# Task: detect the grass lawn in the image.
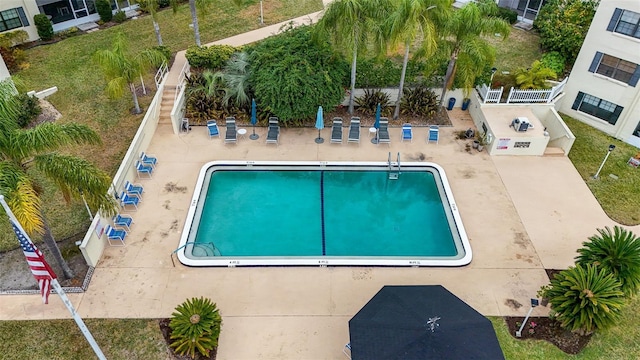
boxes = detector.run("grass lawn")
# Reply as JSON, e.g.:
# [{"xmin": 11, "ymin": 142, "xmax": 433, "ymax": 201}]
[
  {"xmin": 562, "ymin": 115, "xmax": 640, "ymax": 225},
  {"xmin": 492, "ymin": 295, "xmax": 640, "ymax": 359},
  {"xmin": 0, "ymin": 0, "xmax": 324, "ymax": 252},
  {"xmin": 488, "ymin": 26, "xmax": 541, "ymax": 74}
]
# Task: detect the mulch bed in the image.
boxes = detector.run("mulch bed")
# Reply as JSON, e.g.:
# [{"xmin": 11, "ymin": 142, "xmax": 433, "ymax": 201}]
[
  {"xmin": 503, "ymin": 268, "xmax": 592, "ymax": 355},
  {"xmin": 159, "ymin": 319, "xmax": 217, "ymax": 360}
]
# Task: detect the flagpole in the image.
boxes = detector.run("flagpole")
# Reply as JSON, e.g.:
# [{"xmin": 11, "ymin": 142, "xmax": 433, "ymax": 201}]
[
  {"xmin": 0, "ymin": 195, "xmax": 106, "ymax": 360},
  {"xmin": 51, "ymin": 279, "xmax": 107, "ymax": 359}
]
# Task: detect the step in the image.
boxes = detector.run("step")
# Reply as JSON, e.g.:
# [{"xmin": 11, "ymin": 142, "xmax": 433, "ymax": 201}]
[{"xmin": 543, "ymin": 147, "xmax": 565, "ymax": 157}]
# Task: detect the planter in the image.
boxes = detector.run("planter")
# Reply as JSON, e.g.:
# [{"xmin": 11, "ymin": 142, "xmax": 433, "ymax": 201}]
[
  {"xmin": 477, "ymin": 144, "xmax": 484, "ymax": 152},
  {"xmin": 461, "ymin": 98, "xmax": 471, "ymax": 110},
  {"xmin": 447, "ymin": 97, "xmax": 456, "ymax": 110},
  {"xmin": 472, "ymin": 140, "xmax": 479, "ymax": 149}
]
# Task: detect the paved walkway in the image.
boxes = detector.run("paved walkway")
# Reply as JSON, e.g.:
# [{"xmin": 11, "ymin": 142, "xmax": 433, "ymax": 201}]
[{"xmin": 2, "ymin": 5, "xmax": 639, "ymax": 359}]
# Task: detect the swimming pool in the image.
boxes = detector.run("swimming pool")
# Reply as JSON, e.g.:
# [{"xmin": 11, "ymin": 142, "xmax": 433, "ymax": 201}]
[{"xmin": 177, "ymin": 161, "xmax": 471, "ymax": 267}]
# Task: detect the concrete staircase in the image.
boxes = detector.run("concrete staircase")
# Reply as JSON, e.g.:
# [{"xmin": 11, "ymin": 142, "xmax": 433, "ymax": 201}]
[
  {"xmin": 543, "ymin": 147, "xmax": 565, "ymax": 157},
  {"xmin": 159, "ymin": 86, "xmax": 177, "ymax": 125}
]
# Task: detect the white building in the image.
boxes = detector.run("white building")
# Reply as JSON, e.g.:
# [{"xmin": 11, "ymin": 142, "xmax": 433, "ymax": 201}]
[
  {"xmin": 0, "ymin": 1, "xmax": 136, "ymax": 42},
  {"xmin": 560, "ymin": 0, "xmax": 640, "ymax": 148}
]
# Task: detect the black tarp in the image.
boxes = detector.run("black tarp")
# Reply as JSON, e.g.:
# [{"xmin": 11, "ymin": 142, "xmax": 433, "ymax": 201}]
[{"xmin": 348, "ymin": 285, "xmax": 505, "ymax": 360}]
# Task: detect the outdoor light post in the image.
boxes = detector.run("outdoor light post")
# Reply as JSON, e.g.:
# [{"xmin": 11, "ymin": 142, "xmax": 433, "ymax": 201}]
[
  {"xmin": 593, "ymin": 144, "xmax": 616, "ymax": 179},
  {"xmin": 516, "ymin": 298, "xmax": 539, "ymax": 337},
  {"xmin": 490, "ymin": 67, "xmax": 497, "ymax": 85}
]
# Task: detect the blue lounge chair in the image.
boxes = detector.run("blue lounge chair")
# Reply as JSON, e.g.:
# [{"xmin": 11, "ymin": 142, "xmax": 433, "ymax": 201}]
[
  {"xmin": 105, "ymin": 225, "xmax": 126, "ymax": 246},
  {"xmin": 113, "ymin": 214, "xmax": 134, "ymax": 231},
  {"xmin": 140, "ymin": 152, "xmax": 157, "ymax": 168},
  {"xmin": 207, "ymin": 120, "xmax": 220, "ymax": 138},
  {"xmin": 225, "ymin": 117, "xmax": 237, "ymax": 143},
  {"xmin": 331, "ymin": 118, "xmax": 343, "ymax": 144},
  {"xmin": 343, "ymin": 342, "xmax": 351, "ymax": 359},
  {"xmin": 378, "ymin": 118, "xmax": 390, "ymax": 146},
  {"xmin": 119, "ymin": 191, "xmax": 140, "ymax": 210},
  {"xmin": 266, "ymin": 117, "xmax": 280, "ymax": 145},
  {"xmin": 347, "ymin": 117, "xmax": 360, "ymax": 144},
  {"xmin": 136, "ymin": 161, "xmax": 153, "ymax": 178},
  {"xmin": 428, "ymin": 125, "xmax": 439, "ymax": 144},
  {"xmin": 402, "ymin": 123, "xmax": 413, "ymax": 142},
  {"xmin": 124, "ymin": 180, "xmax": 143, "ymax": 196}
]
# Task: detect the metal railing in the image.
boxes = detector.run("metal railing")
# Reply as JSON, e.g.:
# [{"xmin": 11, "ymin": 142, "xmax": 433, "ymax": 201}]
[
  {"xmin": 174, "ymin": 60, "xmax": 190, "ymax": 103},
  {"xmin": 154, "ymin": 61, "xmax": 168, "ymax": 89}
]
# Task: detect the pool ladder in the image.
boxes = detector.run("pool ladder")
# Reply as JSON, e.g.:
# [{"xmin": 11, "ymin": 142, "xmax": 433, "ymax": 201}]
[{"xmin": 388, "ymin": 152, "xmax": 401, "ymax": 180}]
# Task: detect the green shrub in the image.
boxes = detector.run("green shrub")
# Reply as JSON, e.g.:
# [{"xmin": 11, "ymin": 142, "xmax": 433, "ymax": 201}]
[
  {"xmin": 33, "ymin": 14, "xmax": 54, "ymax": 41},
  {"xmin": 15, "ymin": 93, "xmax": 42, "ymax": 128},
  {"xmin": 515, "ymin": 60, "xmax": 557, "ymax": 89},
  {"xmin": 96, "ymin": 0, "xmax": 113, "ymax": 22},
  {"xmin": 541, "ymin": 264, "xmax": 625, "ymax": 335},
  {"xmin": 186, "ymin": 45, "xmax": 238, "ymax": 70},
  {"xmin": 355, "ymin": 89, "xmax": 391, "ymax": 116},
  {"xmin": 496, "ymin": 7, "xmax": 518, "ymax": 24},
  {"xmin": 0, "ymin": 47, "xmax": 27, "ymax": 72},
  {"xmin": 540, "ymin": 51, "xmax": 566, "ymax": 76},
  {"xmin": 153, "ymin": 45, "xmax": 172, "ymax": 63},
  {"xmin": 575, "ymin": 226, "xmax": 640, "ymax": 297},
  {"xmin": 113, "ymin": 10, "xmax": 127, "ymax": 23},
  {"xmin": 0, "ymin": 30, "xmax": 28, "ymax": 48},
  {"xmin": 248, "ymin": 25, "xmax": 348, "ymax": 122},
  {"xmin": 534, "ymin": 0, "xmax": 598, "ymax": 65},
  {"xmin": 355, "ymin": 58, "xmax": 425, "ymax": 88},
  {"xmin": 400, "ymin": 86, "xmax": 439, "ymax": 117},
  {"xmin": 169, "ymin": 297, "xmax": 221, "ymax": 359}
]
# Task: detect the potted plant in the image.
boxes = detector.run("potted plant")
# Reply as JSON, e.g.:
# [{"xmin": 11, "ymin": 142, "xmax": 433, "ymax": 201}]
[{"xmin": 476, "ymin": 131, "xmax": 489, "ymax": 152}]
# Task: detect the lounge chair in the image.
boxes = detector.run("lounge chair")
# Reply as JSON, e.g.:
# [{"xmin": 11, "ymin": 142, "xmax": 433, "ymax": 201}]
[
  {"xmin": 378, "ymin": 117, "xmax": 390, "ymax": 146},
  {"xmin": 140, "ymin": 152, "xmax": 157, "ymax": 168},
  {"xmin": 428, "ymin": 125, "xmax": 439, "ymax": 144},
  {"xmin": 347, "ymin": 117, "xmax": 360, "ymax": 144},
  {"xmin": 225, "ymin": 117, "xmax": 237, "ymax": 143},
  {"xmin": 343, "ymin": 342, "xmax": 352, "ymax": 359},
  {"xmin": 119, "ymin": 191, "xmax": 140, "ymax": 210},
  {"xmin": 124, "ymin": 180, "xmax": 144, "ymax": 196},
  {"xmin": 207, "ymin": 120, "xmax": 220, "ymax": 138},
  {"xmin": 266, "ymin": 117, "xmax": 280, "ymax": 145},
  {"xmin": 105, "ymin": 225, "xmax": 126, "ymax": 246},
  {"xmin": 401, "ymin": 123, "xmax": 413, "ymax": 142},
  {"xmin": 135, "ymin": 160, "xmax": 153, "ymax": 179},
  {"xmin": 113, "ymin": 214, "xmax": 134, "ymax": 231},
  {"xmin": 331, "ymin": 118, "xmax": 343, "ymax": 144}
]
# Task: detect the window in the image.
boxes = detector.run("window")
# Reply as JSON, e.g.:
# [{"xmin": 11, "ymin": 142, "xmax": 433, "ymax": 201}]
[
  {"xmin": 571, "ymin": 92, "xmax": 624, "ymax": 125},
  {"xmin": 0, "ymin": 8, "xmax": 26, "ymax": 32},
  {"xmin": 607, "ymin": 8, "xmax": 640, "ymax": 39},
  {"xmin": 588, "ymin": 52, "xmax": 640, "ymax": 86}
]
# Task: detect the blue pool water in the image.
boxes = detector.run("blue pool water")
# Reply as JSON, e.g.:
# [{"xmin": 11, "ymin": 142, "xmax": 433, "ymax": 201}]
[{"xmin": 178, "ymin": 162, "xmax": 471, "ymax": 267}]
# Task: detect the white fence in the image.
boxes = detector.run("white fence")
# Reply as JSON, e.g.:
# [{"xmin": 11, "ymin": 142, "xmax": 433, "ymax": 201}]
[
  {"xmin": 476, "ymin": 78, "xmax": 567, "ymax": 104},
  {"xmin": 477, "ymin": 84, "xmax": 503, "ymax": 103},
  {"xmin": 154, "ymin": 61, "xmax": 168, "ymax": 89}
]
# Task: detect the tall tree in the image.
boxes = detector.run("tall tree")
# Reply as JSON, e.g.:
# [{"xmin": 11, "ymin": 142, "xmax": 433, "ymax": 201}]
[
  {"xmin": 135, "ymin": 0, "xmax": 179, "ymax": 46},
  {"xmin": 0, "ymin": 81, "xmax": 117, "ymax": 279},
  {"xmin": 438, "ymin": 0, "xmax": 510, "ymax": 105},
  {"xmin": 94, "ymin": 32, "xmax": 166, "ymax": 114},
  {"xmin": 315, "ymin": 0, "xmax": 393, "ymax": 114},
  {"xmin": 386, "ymin": 0, "xmax": 451, "ymax": 119},
  {"xmin": 187, "ymin": 0, "xmax": 242, "ymax": 46}
]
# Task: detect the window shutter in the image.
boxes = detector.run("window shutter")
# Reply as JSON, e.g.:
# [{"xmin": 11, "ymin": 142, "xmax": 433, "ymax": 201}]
[
  {"xmin": 629, "ymin": 65, "xmax": 640, "ymax": 87},
  {"xmin": 588, "ymin": 52, "xmax": 603, "ymax": 73},
  {"xmin": 607, "ymin": 8, "xmax": 622, "ymax": 32},
  {"xmin": 572, "ymin": 92, "xmax": 585, "ymax": 110},
  {"xmin": 610, "ymin": 106, "xmax": 624, "ymax": 124},
  {"xmin": 17, "ymin": 7, "xmax": 29, "ymax": 27}
]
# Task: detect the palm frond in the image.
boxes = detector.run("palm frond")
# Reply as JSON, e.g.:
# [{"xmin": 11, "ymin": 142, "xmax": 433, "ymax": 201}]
[{"xmin": 0, "ymin": 162, "xmax": 44, "ymax": 235}]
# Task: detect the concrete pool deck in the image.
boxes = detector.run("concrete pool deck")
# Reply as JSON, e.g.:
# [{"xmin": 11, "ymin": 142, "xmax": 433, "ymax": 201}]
[{"xmin": 1, "ymin": 112, "xmax": 635, "ymax": 359}]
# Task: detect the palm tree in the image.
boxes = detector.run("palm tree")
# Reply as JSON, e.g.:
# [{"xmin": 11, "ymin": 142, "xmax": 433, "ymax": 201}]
[
  {"xmin": 385, "ymin": 0, "xmax": 451, "ymax": 119},
  {"xmin": 542, "ymin": 264, "xmax": 624, "ymax": 335},
  {"xmin": 575, "ymin": 226, "xmax": 640, "ymax": 297},
  {"xmin": 94, "ymin": 32, "xmax": 167, "ymax": 114},
  {"xmin": 187, "ymin": 0, "xmax": 242, "ymax": 46},
  {"xmin": 515, "ymin": 60, "xmax": 557, "ymax": 89},
  {"xmin": 438, "ymin": 0, "xmax": 510, "ymax": 106},
  {"xmin": 220, "ymin": 52, "xmax": 251, "ymax": 108},
  {"xmin": 315, "ymin": 0, "xmax": 393, "ymax": 114},
  {"xmin": 0, "ymin": 81, "xmax": 117, "ymax": 279},
  {"xmin": 135, "ymin": 0, "xmax": 179, "ymax": 46}
]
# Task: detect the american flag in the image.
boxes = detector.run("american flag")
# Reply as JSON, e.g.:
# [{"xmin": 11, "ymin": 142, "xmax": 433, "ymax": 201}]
[{"xmin": 11, "ymin": 220, "xmax": 57, "ymax": 304}]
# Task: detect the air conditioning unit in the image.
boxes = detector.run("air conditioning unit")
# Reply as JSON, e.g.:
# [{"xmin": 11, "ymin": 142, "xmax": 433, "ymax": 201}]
[{"xmin": 510, "ymin": 117, "xmax": 531, "ymax": 132}]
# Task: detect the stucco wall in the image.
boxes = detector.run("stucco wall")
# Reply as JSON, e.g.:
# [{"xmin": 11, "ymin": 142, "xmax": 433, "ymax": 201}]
[{"xmin": 0, "ymin": 0, "xmax": 40, "ymax": 41}]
